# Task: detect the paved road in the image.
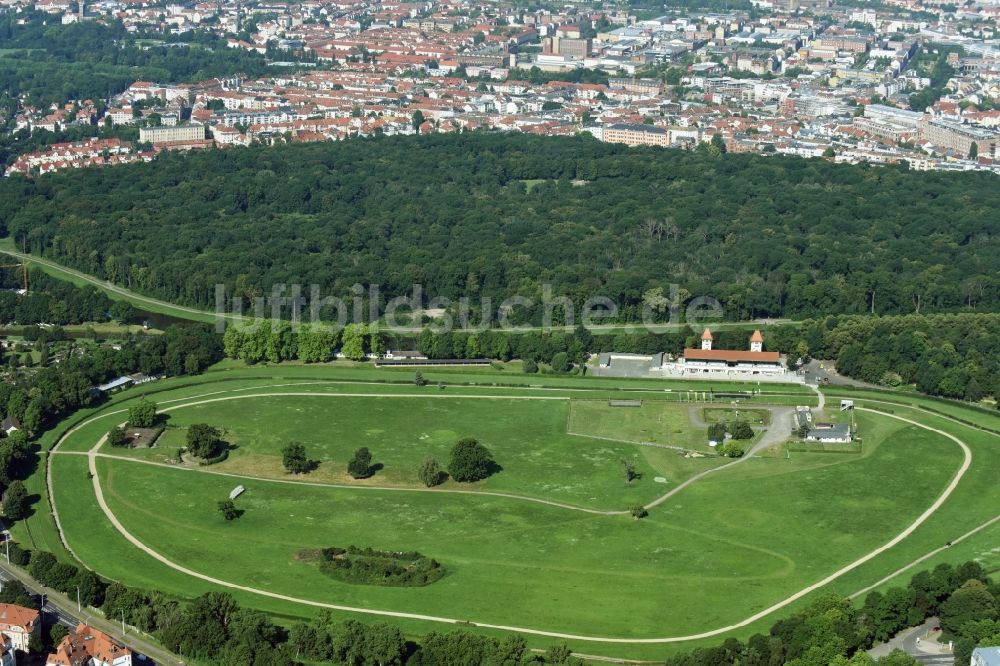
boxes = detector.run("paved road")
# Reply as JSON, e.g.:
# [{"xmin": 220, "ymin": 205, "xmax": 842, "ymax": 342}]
[
  {"xmin": 0, "ymin": 561, "xmax": 178, "ymax": 665},
  {"xmin": 0, "ymin": 247, "xmax": 222, "ymax": 324},
  {"xmin": 869, "ymin": 617, "xmax": 955, "ymax": 665},
  {"xmin": 803, "ymin": 360, "xmax": 880, "ymax": 390}
]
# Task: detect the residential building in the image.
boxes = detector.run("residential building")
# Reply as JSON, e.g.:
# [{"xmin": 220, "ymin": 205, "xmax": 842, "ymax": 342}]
[
  {"xmin": 47, "ymin": 624, "xmax": 132, "ymax": 666},
  {"xmin": 609, "ymin": 78, "xmax": 663, "ymax": 95},
  {"xmin": 0, "ymin": 636, "xmax": 14, "ymax": 666},
  {"xmin": 602, "ymin": 123, "xmax": 668, "ymax": 147},
  {"xmin": 1, "ymin": 416, "xmax": 20, "ymax": 436},
  {"xmin": 139, "ymin": 124, "xmax": 206, "ymax": 145},
  {"xmin": 919, "ymin": 118, "xmax": 997, "ymax": 158},
  {"xmin": 0, "ymin": 604, "xmax": 40, "ymax": 653}
]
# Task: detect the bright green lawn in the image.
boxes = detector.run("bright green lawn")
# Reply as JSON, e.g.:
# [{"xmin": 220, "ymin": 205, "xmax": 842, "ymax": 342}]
[
  {"xmin": 27, "ymin": 369, "xmax": 1000, "ymax": 661},
  {"xmin": 566, "ymin": 400, "xmax": 766, "ymax": 453},
  {"xmin": 568, "ymin": 399, "xmax": 714, "ymax": 451},
  {"xmin": 702, "ymin": 408, "xmax": 770, "ymax": 425},
  {"xmin": 107, "ymin": 393, "xmax": 719, "ymax": 508},
  {"xmin": 51, "ymin": 398, "xmax": 961, "ymax": 643}
]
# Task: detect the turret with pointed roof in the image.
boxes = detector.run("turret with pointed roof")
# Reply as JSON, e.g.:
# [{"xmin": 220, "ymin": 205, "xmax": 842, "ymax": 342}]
[{"xmin": 701, "ymin": 327, "xmax": 713, "ymax": 350}]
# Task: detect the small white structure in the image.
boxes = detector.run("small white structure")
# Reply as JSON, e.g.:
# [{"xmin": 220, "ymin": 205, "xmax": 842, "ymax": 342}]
[
  {"xmin": 95, "ymin": 376, "xmax": 133, "ymax": 394},
  {"xmin": 804, "ymin": 423, "xmax": 853, "ymax": 443},
  {"xmin": 384, "ymin": 350, "xmax": 427, "ymax": 360},
  {"xmin": 1, "ymin": 417, "xmax": 20, "ymax": 437},
  {"xmin": 229, "ymin": 485, "xmax": 246, "ymax": 500}
]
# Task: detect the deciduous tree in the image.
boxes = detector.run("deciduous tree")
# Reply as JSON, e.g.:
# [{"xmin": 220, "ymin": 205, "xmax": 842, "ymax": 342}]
[
  {"xmin": 347, "ymin": 447, "xmax": 372, "ymax": 479},
  {"xmin": 128, "ymin": 398, "xmax": 156, "ymax": 428},
  {"xmin": 418, "ymin": 458, "xmax": 443, "ymax": 487},
  {"xmin": 449, "ymin": 438, "xmax": 495, "ymax": 482},
  {"xmin": 282, "ymin": 441, "xmax": 309, "ymax": 474}
]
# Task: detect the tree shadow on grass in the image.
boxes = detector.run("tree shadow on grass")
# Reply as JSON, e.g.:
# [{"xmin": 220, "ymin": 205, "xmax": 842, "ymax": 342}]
[
  {"xmin": 23, "ymin": 493, "xmax": 42, "ymax": 520},
  {"xmin": 350, "ymin": 462, "xmax": 384, "ymax": 480}
]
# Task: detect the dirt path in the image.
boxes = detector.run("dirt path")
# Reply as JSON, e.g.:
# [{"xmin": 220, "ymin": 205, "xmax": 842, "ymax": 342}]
[
  {"xmin": 55, "ymin": 388, "xmax": 794, "ymax": 516},
  {"xmin": 850, "ymin": 513, "xmax": 1000, "ymax": 600},
  {"xmin": 52, "ymin": 384, "xmax": 974, "ymax": 643}
]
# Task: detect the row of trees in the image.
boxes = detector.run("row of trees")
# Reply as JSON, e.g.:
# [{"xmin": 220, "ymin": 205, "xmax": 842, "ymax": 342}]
[
  {"xmin": 288, "ymin": 612, "xmax": 586, "ymax": 665},
  {"xmin": 6, "ymin": 134, "xmax": 1000, "ymax": 322},
  {"xmin": 664, "ymin": 560, "xmax": 997, "ymax": 666},
  {"xmin": 222, "ymin": 320, "xmax": 690, "ymax": 368},
  {"xmin": 764, "ymin": 313, "xmax": 1000, "ymax": 403},
  {"xmin": 221, "ymin": 311, "xmax": 1000, "ymax": 406},
  {"xmin": 222, "ymin": 322, "xmax": 383, "ymax": 363},
  {"xmin": 349, "ymin": 438, "xmax": 496, "ymax": 484},
  {"xmin": 19, "ymin": 540, "xmax": 586, "ymax": 665},
  {"xmin": 280, "ymin": 438, "xmax": 498, "ymax": 485}
]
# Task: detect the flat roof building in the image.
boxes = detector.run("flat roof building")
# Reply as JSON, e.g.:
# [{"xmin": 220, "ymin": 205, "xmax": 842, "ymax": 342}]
[
  {"xmin": 139, "ymin": 123, "xmax": 206, "ymax": 145},
  {"xmin": 602, "ymin": 123, "xmax": 668, "ymax": 147}
]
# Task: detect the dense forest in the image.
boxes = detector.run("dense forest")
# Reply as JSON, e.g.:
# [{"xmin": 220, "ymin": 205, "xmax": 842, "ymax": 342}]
[
  {"xmin": 2, "ymin": 134, "xmax": 998, "ymax": 323},
  {"xmin": 0, "ymin": 269, "xmax": 134, "ymax": 325},
  {"xmin": 0, "ymin": 12, "xmax": 275, "ymax": 107},
  {"xmin": 767, "ymin": 313, "xmax": 1000, "ymax": 400}
]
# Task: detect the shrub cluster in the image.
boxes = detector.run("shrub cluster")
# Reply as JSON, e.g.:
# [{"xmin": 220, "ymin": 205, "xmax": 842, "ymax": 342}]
[{"xmin": 317, "ymin": 546, "xmax": 446, "ymax": 587}]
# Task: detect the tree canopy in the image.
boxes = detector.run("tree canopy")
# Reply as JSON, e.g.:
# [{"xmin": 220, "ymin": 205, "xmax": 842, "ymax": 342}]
[
  {"xmin": 3, "ymin": 134, "xmax": 999, "ymax": 324},
  {"xmin": 186, "ymin": 423, "xmax": 222, "ymax": 459},
  {"xmin": 448, "ymin": 438, "xmax": 496, "ymax": 482}
]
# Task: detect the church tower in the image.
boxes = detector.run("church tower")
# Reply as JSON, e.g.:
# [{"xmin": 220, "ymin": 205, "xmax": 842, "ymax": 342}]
[
  {"xmin": 750, "ymin": 329, "xmax": 764, "ymax": 353},
  {"xmin": 701, "ymin": 328, "xmax": 713, "ymax": 350}
]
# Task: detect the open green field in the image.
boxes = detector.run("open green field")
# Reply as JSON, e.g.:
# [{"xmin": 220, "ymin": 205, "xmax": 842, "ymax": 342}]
[
  {"xmin": 30, "ymin": 361, "xmax": 994, "ymax": 661},
  {"xmin": 566, "ymin": 399, "xmax": 748, "ymax": 453},
  {"xmin": 111, "ymin": 393, "xmax": 722, "ymax": 508},
  {"xmin": 702, "ymin": 407, "xmax": 770, "ymax": 425}
]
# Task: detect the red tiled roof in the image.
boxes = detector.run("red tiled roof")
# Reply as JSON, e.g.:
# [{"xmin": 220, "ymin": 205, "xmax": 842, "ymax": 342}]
[
  {"xmin": 0, "ymin": 604, "xmax": 39, "ymax": 633},
  {"xmin": 683, "ymin": 349, "xmax": 780, "ymax": 362}
]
